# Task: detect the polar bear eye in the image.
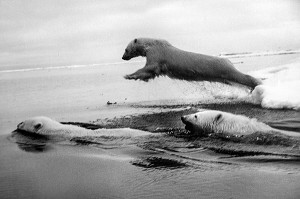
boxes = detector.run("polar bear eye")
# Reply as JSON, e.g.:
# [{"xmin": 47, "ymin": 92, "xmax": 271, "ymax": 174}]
[{"xmin": 194, "ymin": 115, "xmax": 197, "ymax": 118}]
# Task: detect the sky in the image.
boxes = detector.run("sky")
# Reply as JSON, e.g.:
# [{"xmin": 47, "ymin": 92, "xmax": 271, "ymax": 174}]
[{"xmin": 0, "ymin": 0, "xmax": 299, "ymax": 69}]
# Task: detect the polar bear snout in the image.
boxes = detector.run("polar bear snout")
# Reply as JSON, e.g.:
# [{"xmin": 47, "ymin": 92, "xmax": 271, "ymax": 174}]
[
  {"xmin": 181, "ymin": 116, "xmax": 187, "ymax": 123},
  {"xmin": 181, "ymin": 115, "xmax": 196, "ymax": 124},
  {"xmin": 122, "ymin": 52, "xmax": 131, "ymax": 60},
  {"xmin": 181, "ymin": 116, "xmax": 194, "ymax": 132},
  {"xmin": 122, "ymin": 55, "xmax": 129, "ymax": 60}
]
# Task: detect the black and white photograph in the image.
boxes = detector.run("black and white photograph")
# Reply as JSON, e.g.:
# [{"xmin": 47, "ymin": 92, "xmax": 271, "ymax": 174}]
[{"xmin": 1, "ymin": 0, "xmax": 300, "ymax": 198}]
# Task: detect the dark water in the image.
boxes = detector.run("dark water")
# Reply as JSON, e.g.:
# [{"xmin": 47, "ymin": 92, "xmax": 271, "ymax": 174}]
[
  {"xmin": 5, "ymin": 136, "xmax": 300, "ymax": 199},
  {"xmin": 2, "ymin": 107, "xmax": 300, "ymax": 199},
  {"xmin": 5, "ymin": 107, "xmax": 300, "ymax": 199}
]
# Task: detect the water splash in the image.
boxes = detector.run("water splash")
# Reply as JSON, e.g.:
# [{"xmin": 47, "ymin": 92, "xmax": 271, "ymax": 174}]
[{"xmin": 250, "ymin": 59, "xmax": 300, "ymax": 110}]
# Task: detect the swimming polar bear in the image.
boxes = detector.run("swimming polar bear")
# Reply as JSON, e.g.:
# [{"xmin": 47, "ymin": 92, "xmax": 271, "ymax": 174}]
[
  {"xmin": 122, "ymin": 38, "xmax": 262, "ymax": 90},
  {"xmin": 181, "ymin": 110, "xmax": 300, "ymax": 138},
  {"xmin": 17, "ymin": 116, "xmax": 152, "ymax": 138}
]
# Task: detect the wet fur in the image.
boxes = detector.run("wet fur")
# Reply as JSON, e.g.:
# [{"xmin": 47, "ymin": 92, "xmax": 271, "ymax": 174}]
[
  {"xmin": 122, "ymin": 38, "xmax": 261, "ymax": 90},
  {"xmin": 181, "ymin": 110, "xmax": 300, "ymax": 138},
  {"xmin": 17, "ymin": 116, "xmax": 152, "ymax": 137}
]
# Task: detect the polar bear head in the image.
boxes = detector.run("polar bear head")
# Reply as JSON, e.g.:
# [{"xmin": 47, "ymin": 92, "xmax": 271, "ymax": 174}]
[
  {"xmin": 17, "ymin": 116, "xmax": 62, "ymax": 134},
  {"xmin": 122, "ymin": 38, "xmax": 171, "ymax": 60},
  {"xmin": 122, "ymin": 38, "xmax": 145, "ymax": 60}
]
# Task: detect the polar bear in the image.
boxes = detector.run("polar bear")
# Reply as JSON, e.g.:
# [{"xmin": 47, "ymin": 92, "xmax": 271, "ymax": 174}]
[
  {"xmin": 181, "ymin": 110, "xmax": 300, "ymax": 138},
  {"xmin": 122, "ymin": 38, "xmax": 261, "ymax": 90},
  {"xmin": 17, "ymin": 116, "xmax": 152, "ymax": 137}
]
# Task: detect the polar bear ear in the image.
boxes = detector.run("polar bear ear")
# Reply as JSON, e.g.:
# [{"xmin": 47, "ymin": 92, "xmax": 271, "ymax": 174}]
[
  {"xmin": 214, "ymin": 114, "xmax": 223, "ymax": 123},
  {"xmin": 34, "ymin": 123, "xmax": 43, "ymax": 130},
  {"xmin": 134, "ymin": 38, "xmax": 137, "ymax": 43}
]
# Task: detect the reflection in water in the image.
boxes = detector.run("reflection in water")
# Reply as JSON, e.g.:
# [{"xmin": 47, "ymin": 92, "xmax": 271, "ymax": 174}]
[{"xmin": 9, "ymin": 130, "xmax": 51, "ymax": 152}]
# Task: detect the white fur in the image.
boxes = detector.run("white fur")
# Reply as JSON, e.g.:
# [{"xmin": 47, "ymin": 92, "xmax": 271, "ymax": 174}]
[
  {"xmin": 17, "ymin": 116, "xmax": 152, "ymax": 137},
  {"xmin": 182, "ymin": 110, "xmax": 274, "ymax": 136},
  {"xmin": 122, "ymin": 38, "xmax": 261, "ymax": 89}
]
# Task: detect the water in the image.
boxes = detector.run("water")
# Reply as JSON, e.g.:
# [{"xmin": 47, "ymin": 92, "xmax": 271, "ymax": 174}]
[{"xmin": 1, "ymin": 53, "xmax": 300, "ymax": 199}]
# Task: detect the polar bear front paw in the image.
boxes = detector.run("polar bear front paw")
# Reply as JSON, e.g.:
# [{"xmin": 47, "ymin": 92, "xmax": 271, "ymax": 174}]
[
  {"xmin": 124, "ymin": 74, "xmax": 138, "ymax": 80},
  {"xmin": 124, "ymin": 72, "xmax": 154, "ymax": 82}
]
